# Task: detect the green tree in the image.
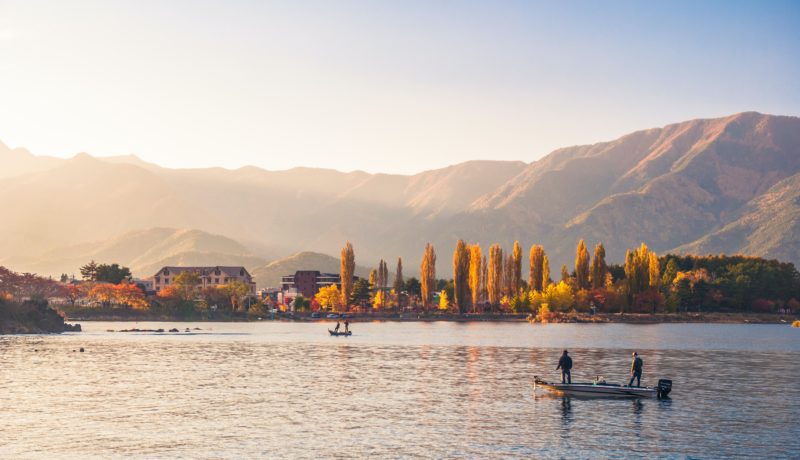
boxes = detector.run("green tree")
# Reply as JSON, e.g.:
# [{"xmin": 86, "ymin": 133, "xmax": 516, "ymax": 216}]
[
  {"xmin": 350, "ymin": 278, "xmax": 371, "ymax": 307},
  {"xmin": 405, "ymin": 277, "xmax": 421, "ymax": 298},
  {"xmin": 95, "ymin": 263, "xmax": 132, "ymax": 284},
  {"xmin": 80, "ymin": 260, "xmax": 99, "ymax": 281},
  {"xmin": 393, "ymin": 257, "xmax": 404, "ymax": 292}
]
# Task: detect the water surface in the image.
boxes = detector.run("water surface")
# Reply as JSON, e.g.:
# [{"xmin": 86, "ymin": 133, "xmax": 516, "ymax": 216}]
[{"xmin": 1, "ymin": 322, "xmax": 798, "ymax": 458}]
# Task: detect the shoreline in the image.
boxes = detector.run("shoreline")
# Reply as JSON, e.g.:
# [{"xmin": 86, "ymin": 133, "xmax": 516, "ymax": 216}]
[{"xmin": 62, "ymin": 312, "xmax": 797, "ymax": 325}]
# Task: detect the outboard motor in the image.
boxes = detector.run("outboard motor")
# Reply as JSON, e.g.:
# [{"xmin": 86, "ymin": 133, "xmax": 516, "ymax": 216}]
[{"xmin": 657, "ymin": 379, "xmax": 672, "ymax": 399}]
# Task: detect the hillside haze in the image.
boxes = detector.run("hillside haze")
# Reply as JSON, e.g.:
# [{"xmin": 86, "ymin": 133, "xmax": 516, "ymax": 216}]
[{"xmin": 2, "ymin": 112, "xmax": 799, "ymax": 285}]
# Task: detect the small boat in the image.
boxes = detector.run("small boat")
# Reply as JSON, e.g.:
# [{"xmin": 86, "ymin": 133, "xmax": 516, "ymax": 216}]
[
  {"xmin": 534, "ymin": 376, "xmax": 672, "ymax": 398},
  {"xmin": 328, "ymin": 329, "xmax": 352, "ymax": 336}
]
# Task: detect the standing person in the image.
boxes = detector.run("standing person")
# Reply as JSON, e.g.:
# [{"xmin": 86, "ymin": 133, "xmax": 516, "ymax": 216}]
[
  {"xmin": 556, "ymin": 350, "xmax": 573, "ymax": 384},
  {"xmin": 334, "ymin": 320, "xmax": 341, "ymax": 333},
  {"xmin": 344, "ymin": 319, "xmax": 350, "ymax": 333},
  {"xmin": 629, "ymin": 352, "xmax": 643, "ymax": 387}
]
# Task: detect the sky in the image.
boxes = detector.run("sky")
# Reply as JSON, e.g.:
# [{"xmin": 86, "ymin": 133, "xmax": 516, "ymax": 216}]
[{"xmin": 0, "ymin": 0, "xmax": 798, "ymax": 174}]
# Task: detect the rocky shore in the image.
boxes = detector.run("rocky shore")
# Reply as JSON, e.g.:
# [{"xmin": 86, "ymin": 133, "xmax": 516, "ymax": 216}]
[{"xmin": 0, "ymin": 300, "xmax": 81, "ymax": 334}]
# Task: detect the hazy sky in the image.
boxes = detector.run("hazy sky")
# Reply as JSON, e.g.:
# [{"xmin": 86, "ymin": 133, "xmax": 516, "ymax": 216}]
[{"xmin": 1, "ymin": 0, "xmax": 798, "ymax": 174}]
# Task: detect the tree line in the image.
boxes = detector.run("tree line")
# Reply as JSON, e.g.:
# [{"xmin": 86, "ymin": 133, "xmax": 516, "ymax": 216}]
[{"xmin": 331, "ymin": 239, "xmax": 800, "ymax": 315}]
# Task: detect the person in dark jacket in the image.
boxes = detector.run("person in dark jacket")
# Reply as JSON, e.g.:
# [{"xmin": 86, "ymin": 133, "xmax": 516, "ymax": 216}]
[
  {"xmin": 629, "ymin": 352, "xmax": 643, "ymax": 387},
  {"xmin": 556, "ymin": 350, "xmax": 573, "ymax": 384}
]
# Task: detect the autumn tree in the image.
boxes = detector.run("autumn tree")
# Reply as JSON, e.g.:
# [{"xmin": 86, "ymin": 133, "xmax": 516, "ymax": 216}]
[
  {"xmin": 503, "ymin": 254, "xmax": 514, "ymax": 297},
  {"xmin": 487, "ymin": 244, "xmax": 503, "ymax": 307},
  {"xmin": 315, "ymin": 284, "xmax": 342, "ymax": 311},
  {"xmin": 439, "ymin": 290, "xmax": 449, "ymax": 310},
  {"xmin": 511, "ymin": 241, "xmax": 522, "ymax": 295},
  {"xmin": 623, "ymin": 243, "xmax": 662, "ymax": 309},
  {"xmin": 561, "ymin": 264, "xmax": 570, "ymax": 283},
  {"xmin": 113, "ymin": 282, "xmax": 148, "ymax": 309},
  {"xmin": 468, "ymin": 244, "xmax": 482, "ymax": 312},
  {"xmin": 340, "ymin": 241, "xmax": 355, "ymax": 307},
  {"xmin": 420, "ymin": 243, "xmax": 436, "ymax": 309},
  {"xmin": 452, "ymin": 240, "xmax": 471, "ymax": 314},
  {"xmin": 220, "ymin": 280, "xmax": 250, "ymax": 312},
  {"xmin": 480, "ymin": 255, "xmax": 488, "ymax": 308},
  {"xmin": 368, "ymin": 269, "xmax": 378, "ymax": 289},
  {"xmin": 575, "ymin": 239, "xmax": 590, "ymax": 290},
  {"xmin": 542, "ymin": 254, "xmax": 551, "ymax": 290},
  {"xmin": 173, "ymin": 271, "xmax": 201, "ymax": 301},
  {"xmin": 590, "ymin": 242, "xmax": 608, "ymax": 289},
  {"xmin": 648, "ymin": 251, "xmax": 660, "ymax": 289},
  {"xmin": 377, "ymin": 259, "xmax": 389, "ymax": 309},
  {"xmin": 529, "ymin": 245, "xmax": 544, "ymax": 292}
]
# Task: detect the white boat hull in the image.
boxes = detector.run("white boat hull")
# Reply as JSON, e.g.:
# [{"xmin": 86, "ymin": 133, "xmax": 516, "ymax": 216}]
[{"xmin": 534, "ymin": 377, "xmax": 658, "ymax": 398}]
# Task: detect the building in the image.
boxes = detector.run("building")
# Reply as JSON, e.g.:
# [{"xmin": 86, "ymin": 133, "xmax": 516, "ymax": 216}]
[
  {"xmin": 152, "ymin": 266, "xmax": 256, "ymax": 294},
  {"xmin": 280, "ymin": 270, "xmax": 341, "ymax": 298}
]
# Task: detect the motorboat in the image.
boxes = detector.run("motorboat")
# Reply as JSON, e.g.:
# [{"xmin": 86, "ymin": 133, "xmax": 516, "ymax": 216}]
[
  {"xmin": 533, "ymin": 376, "xmax": 672, "ymax": 398},
  {"xmin": 328, "ymin": 329, "xmax": 352, "ymax": 336}
]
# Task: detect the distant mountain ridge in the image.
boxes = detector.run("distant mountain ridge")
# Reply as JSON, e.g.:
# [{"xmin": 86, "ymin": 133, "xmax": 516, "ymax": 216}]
[{"xmin": 2, "ymin": 111, "xmax": 799, "ymax": 280}]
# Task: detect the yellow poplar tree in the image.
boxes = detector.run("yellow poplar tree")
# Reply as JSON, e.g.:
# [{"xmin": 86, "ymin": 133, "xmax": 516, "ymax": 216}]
[
  {"xmin": 542, "ymin": 254, "xmax": 551, "ymax": 290},
  {"xmin": 420, "ymin": 243, "xmax": 436, "ymax": 309},
  {"xmin": 590, "ymin": 242, "xmax": 608, "ymax": 289},
  {"xmin": 487, "ymin": 244, "xmax": 503, "ymax": 306},
  {"xmin": 340, "ymin": 241, "xmax": 355, "ymax": 306},
  {"xmin": 469, "ymin": 244, "xmax": 482, "ymax": 312},
  {"xmin": 453, "ymin": 239, "xmax": 471, "ymax": 314},
  {"xmin": 529, "ymin": 245, "xmax": 544, "ymax": 292},
  {"xmin": 575, "ymin": 239, "xmax": 591, "ymax": 290},
  {"xmin": 511, "ymin": 240, "xmax": 522, "ymax": 295}
]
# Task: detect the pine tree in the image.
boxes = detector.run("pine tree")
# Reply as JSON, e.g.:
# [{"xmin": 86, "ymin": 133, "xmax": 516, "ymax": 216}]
[
  {"xmin": 487, "ymin": 244, "xmax": 503, "ymax": 306},
  {"xmin": 575, "ymin": 239, "xmax": 591, "ymax": 290},
  {"xmin": 80, "ymin": 260, "xmax": 99, "ymax": 281},
  {"xmin": 469, "ymin": 244, "xmax": 482, "ymax": 312},
  {"xmin": 590, "ymin": 242, "xmax": 608, "ymax": 289},
  {"xmin": 453, "ymin": 239, "xmax": 471, "ymax": 314},
  {"xmin": 340, "ymin": 241, "xmax": 355, "ymax": 307},
  {"xmin": 420, "ymin": 243, "xmax": 436, "ymax": 309},
  {"xmin": 529, "ymin": 245, "xmax": 544, "ymax": 292}
]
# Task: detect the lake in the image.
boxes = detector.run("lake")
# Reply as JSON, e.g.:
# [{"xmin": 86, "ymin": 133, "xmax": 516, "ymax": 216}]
[{"xmin": 1, "ymin": 322, "xmax": 798, "ymax": 458}]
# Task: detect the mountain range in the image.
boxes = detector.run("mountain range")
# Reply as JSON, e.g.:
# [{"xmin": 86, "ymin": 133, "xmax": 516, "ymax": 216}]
[{"xmin": 1, "ymin": 111, "xmax": 799, "ymax": 287}]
